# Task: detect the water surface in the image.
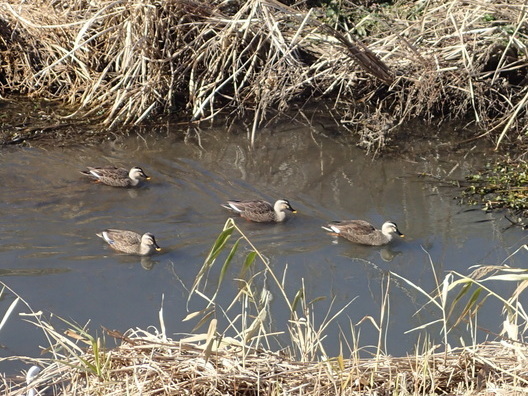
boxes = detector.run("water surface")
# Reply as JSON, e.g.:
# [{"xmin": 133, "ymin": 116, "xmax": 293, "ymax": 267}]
[{"xmin": 1, "ymin": 121, "xmax": 526, "ymax": 374}]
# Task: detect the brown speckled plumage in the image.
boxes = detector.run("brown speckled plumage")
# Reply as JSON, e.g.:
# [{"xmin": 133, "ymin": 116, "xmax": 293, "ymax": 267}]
[
  {"xmin": 81, "ymin": 166, "xmax": 150, "ymax": 187},
  {"xmin": 221, "ymin": 199, "xmax": 296, "ymax": 223},
  {"xmin": 97, "ymin": 229, "xmax": 161, "ymax": 256},
  {"xmin": 322, "ymin": 220, "xmax": 403, "ymax": 246}
]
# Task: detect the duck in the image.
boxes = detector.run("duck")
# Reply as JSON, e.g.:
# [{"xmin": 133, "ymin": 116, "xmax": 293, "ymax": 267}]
[
  {"xmin": 221, "ymin": 199, "xmax": 297, "ymax": 223},
  {"xmin": 322, "ymin": 220, "xmax": 404, "ymax": 246},
  {"xmin": 96, "ymin": 229, "xmax": 161, "ymax": 256},
  {"xmin": 80, "ymin": 166, "xmax": 150, "ymax": 187}
]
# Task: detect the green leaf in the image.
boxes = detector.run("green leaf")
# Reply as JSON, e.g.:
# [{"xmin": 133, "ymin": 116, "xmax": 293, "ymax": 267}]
[
  {"xmin": 454, "ymin": 287, "xmax": 483, "ymax": 326},
  {"xmin": 217, "ymin": 238, "xmax": 240, "ymax": 290},
  {"xmin": 447, "ymin": 281, "xmax": 472, "ymax": 320},
  {"xmin": 241, "ymin": 251, "xmax": 257, "ymax": 278},
  {"xmin": 188, "ymin": 221, "xmax": 235, "ymax": 302},
  {"xmin": 291, "ymin": 289, "xmax": 304, "ymax": 315},
  {"xmin": 207, "ymin": 225, "xmax": 235, "ymax": 265}
]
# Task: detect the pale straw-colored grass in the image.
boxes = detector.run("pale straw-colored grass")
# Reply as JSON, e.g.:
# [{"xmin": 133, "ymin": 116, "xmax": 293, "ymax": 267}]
[
  {"xmin": 2, "ymin": 0, "xmax": 528, "ymax": 149},
  {"xmin": 3, "ymin": 331, "xmax": 527, "ymax": 395}
]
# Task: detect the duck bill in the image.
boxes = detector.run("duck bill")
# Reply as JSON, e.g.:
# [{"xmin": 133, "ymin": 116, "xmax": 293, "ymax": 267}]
[{"xmin": 155, "ymin": 246, "xmax": 161, "ymax": 252}]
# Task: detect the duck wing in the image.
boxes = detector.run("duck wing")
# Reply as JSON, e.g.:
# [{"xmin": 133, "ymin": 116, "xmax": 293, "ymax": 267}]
[
  {"xmin": 223, "ymin": 200, "xmax": 272, "ymax": 213},
  {"xmin": 332, "ymin": 220, "xmax": 376, "ymax": 236},
  {"xmin": 243, "ymin": 200, "xmax": 273, "ymax": 214},
  {"xmin": 100, "ymin": 229, "xmax": 141, "ymax": 246},
  {"xmin": 87, "ymin": 167, "xmax": 128, "ymax": 178},
  {"xmin": 222, "ymin": 200, "xmax": 276, "ymax": 222}
]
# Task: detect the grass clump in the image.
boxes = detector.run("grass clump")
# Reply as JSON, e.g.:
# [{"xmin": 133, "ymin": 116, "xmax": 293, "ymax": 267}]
[
  {"xmin": 2, "ymin": 0, "xmax": 528, "ymax": 149},
  {"xmin": 463, "ymin": 159, "xmax": 528, "ymax": 215}
]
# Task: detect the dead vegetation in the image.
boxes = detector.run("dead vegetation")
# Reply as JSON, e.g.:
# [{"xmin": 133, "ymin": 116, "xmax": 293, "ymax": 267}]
[
  {"xmin": 1, "ymin": 0, "xmax": 528, "ymax": 149},
  {"xmin": 3, "ymin": 333, "xmax": 527, "ymax": 395}
]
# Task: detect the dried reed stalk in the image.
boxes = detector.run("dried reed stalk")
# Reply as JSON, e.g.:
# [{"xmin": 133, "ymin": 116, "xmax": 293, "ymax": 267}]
[
  {"xmin": 2, "ymin": 333, "xmax": 527, "ymax": 395},
  {"xmin": 1, "ymin": 0, "xmax": 528, "ymax": 149}
]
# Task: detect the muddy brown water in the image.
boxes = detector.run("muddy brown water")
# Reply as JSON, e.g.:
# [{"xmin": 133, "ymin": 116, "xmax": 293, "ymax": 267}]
[{"xmin": 1, "ymin": 121, "xmax": 527, "ymax": 375}]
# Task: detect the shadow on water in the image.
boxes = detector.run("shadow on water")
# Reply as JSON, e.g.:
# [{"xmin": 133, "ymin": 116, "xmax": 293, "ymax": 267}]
[{"xmin": 1, "ymin": 120, "xmax": 528, "ymax": 373}]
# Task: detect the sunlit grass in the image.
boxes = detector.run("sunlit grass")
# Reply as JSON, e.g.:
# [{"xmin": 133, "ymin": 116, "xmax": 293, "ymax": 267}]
[{"xmin": 2, "ymin": 1, "xmax": 528, "ymax": 149}]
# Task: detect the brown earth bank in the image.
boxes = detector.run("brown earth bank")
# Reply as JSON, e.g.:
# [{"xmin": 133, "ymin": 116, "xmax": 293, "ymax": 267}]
[{"xmin": 1, "ymin": 0, "xmax": 528, "ymax": 152}]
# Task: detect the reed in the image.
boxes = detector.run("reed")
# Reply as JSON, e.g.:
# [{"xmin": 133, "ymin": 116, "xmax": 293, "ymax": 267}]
[
  {"xmin": 2, "ymin": 220, "xmax": 528, "ymax": 395},
  {"xmin": 1, "ymin": 0, "xmax": 528, "ymax": 149}
]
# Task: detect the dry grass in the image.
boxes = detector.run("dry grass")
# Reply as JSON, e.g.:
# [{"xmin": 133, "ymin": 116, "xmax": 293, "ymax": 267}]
[
  {"xmin": 1, "ymin": 0, "xmax": 528, "ymax": 149},
  {"xmin": 3, "ymin": 332, "xmax": 528, "ymax": 395}
]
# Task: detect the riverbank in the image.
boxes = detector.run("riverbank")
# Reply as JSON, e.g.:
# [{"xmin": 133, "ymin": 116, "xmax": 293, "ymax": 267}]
[
  {"xmin": 3, "ymin": 332, "xmax": 526, "ymax": 395},
  {"xmin": 1, "ymin": 0, "xmax": 528, "ymax": 151}
]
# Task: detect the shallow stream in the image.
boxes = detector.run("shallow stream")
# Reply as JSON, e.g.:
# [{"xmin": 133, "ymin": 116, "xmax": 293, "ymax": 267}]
[{"xmin": 1, "ymin": 120, "xmax": 526, "ymax": 374}]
